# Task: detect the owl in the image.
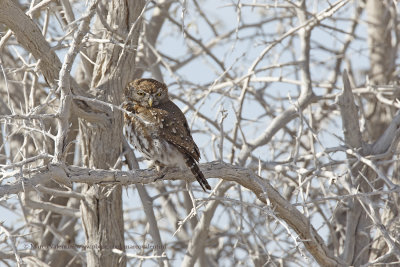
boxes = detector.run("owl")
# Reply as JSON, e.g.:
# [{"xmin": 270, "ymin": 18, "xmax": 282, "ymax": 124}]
[{"xmin": 123, "ymin": 78, "xmax": 211, "ymax": 192}]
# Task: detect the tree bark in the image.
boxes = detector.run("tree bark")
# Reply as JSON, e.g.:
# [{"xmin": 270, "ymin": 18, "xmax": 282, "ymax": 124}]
[
  {"xmin": 79, "ymin": 1, "xmax": 144, "ymax": 266},
  {"xmin": 365, "ymin": 0, "xmax": 399, "ymax": 263}
]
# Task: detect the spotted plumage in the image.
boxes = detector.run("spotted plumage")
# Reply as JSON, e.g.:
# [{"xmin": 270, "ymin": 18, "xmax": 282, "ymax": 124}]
[{"xmin": 123, "ymin": 78, "xmax": 211, "ymax": 191}]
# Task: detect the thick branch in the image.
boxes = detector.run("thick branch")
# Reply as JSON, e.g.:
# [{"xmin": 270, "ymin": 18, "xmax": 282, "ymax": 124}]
[
  {"xmin": 0, "ymin": 0, "xmax": 60, "ymax": 86},
  {"xmin": 0, "ymin": 0, "xmax": 109, "ymax": 124},
  {"xmin": 336, "ymin": 69, "xmax": 362, "ymax": 149},
  {"xmin": 1, "ymin": 161, "xmax": 343, "ymax": 266},
  {"xmin": 372, "ymin": 110, "xmax": 400, "ymax": 154}
]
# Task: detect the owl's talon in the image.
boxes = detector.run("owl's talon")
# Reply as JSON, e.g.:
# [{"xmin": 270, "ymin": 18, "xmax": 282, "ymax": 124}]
[
  {"xmin": 153, "ymin": 165, "xmax": 167, "ymax": 182},
  {"xmin": 153, "ymin": 172, "xmax": 166, "ymax": 182}
]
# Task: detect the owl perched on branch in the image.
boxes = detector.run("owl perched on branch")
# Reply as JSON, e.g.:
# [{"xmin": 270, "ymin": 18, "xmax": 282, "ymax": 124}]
[{"xmin": 123, "ymin": 78, "xmax": 211, "ymax": 191}]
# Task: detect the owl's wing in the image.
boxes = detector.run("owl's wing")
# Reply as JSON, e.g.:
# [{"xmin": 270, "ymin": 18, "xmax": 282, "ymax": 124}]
[{"xmin": 159, "ymin": 101, "xmax": 201, "ymax": 162}]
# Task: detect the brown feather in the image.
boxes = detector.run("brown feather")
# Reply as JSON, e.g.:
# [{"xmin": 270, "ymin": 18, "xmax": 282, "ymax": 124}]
[{"xmin": 123, "ymin": 78, "xmax": 211, "ymax": 191}]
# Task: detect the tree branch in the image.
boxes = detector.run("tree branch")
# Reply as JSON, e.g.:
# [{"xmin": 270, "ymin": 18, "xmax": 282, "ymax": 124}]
[
  {"xmin": 0, "ymin": 161, "xmax": 343, "ymax": 266},
  {"xmin": 336, "ymin": 69, "xmax": 362, "ymax": 149},
  {"xmin": 0, "ymin": 0, "xmax": 109, "ymax": 124}
]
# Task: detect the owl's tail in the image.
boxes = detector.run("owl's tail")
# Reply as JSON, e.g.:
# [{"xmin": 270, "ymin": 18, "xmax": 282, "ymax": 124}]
[{"xmin": 185, "ymin": 156, "xmax": 211, "ymax": 192}]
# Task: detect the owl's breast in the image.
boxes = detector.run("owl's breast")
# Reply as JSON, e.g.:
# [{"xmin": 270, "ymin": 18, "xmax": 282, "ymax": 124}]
[{"xmin": 123, "ymin": 111, "xmax": 164, "ymax": 161}]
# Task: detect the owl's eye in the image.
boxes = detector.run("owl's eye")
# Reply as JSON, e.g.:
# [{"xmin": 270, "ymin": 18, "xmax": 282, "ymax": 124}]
[
  {"xmin": 156, "ymin": 93, "xmax": 162, "ymax": 97},
  {"xmin": 137, "ymin": 91, "xmax": 145, "ymax": 96}
]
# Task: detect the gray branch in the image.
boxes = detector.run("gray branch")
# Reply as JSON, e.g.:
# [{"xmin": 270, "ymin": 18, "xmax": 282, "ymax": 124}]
[
  {"xmin": 336, "ymin": 69, "xmax": 362, "ymax": 149},
  {"xmin": 0, "ymin": 161, "xmax": 343, "ymax": 267}
]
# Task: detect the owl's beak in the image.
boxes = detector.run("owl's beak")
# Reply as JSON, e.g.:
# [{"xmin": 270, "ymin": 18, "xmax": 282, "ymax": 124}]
[{"xmin": 148, "ymin": 97, "xmax": 153, "ymax": 107}]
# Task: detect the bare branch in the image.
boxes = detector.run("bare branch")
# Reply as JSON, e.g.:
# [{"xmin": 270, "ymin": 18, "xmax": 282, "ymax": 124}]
[
  {"xmin": 336, "ymin": 69, "xmax": 362, "ymax": 149},
  {"xmin": 0, "ymin": 161, "xmax": 343, "ymax": 266}
]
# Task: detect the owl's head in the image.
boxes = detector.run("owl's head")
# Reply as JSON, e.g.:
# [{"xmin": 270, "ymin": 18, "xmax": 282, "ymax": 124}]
[{"xmin": 124, "ymin": 78, "xmax": 169, "ymax": 107}]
